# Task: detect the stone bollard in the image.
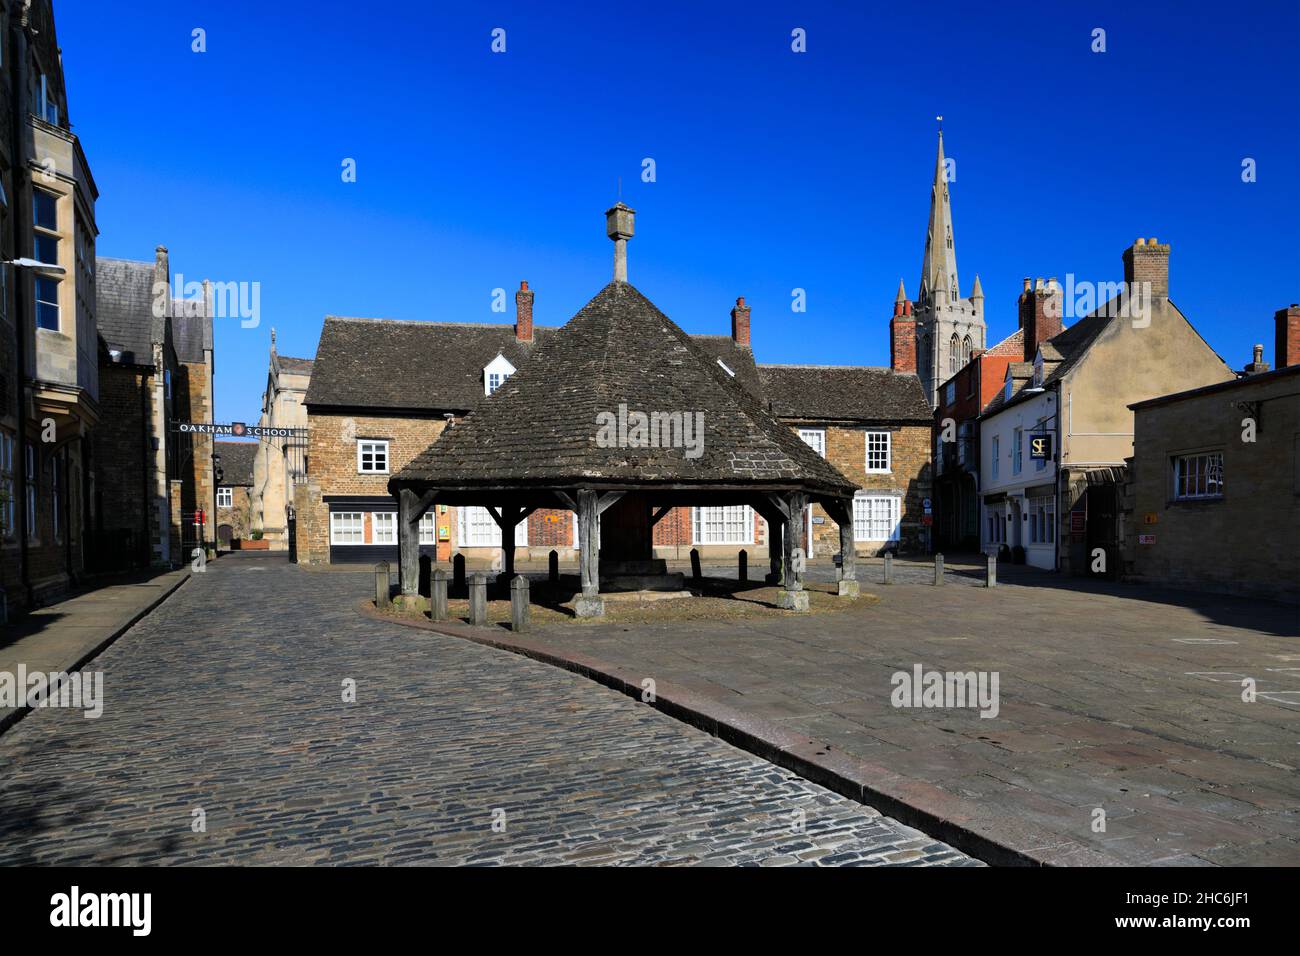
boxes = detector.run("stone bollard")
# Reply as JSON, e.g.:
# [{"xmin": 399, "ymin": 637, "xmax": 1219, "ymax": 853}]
[
  {"xmin": 738, "ymin": 549, "xmax": 748, "ymax": 583},
  {"xmin": 374, "ymin": 562, "xmax": 391, "ymax": 609},
  {"xmin": 431, "ymin": 569, "xmax": 449, "ymax": 620},
  {"xmin": 882, "ymin": 551, "xmax": 894, "ymax": 585},
  {"xmin": 452, "ymin": 552, "xmax": 466, "ymax": 594},
  {"xmin": 934, "ymin": 553, "xmax": 945, "ymax": 586},
  {"xmin": 468, "ymin": 573, "xmax": 488, "ymax": 626},
  {"xmin": 986, "ymin": 552, "xmax": 997, "ymax": 588},
  {"xmin": 510, "ymin": 575, "xmax": 530, "ymax": 633},
  {"xmin": 418, "ymin": 554, "xmax": 432, "ymax": 597},
  {"xmin": 690, "ymin": 548, "xmax": 702, "ymax": 582},
  {"xmin": 548, "ymin": 549, "xmax": 559, "ymax": 584}
]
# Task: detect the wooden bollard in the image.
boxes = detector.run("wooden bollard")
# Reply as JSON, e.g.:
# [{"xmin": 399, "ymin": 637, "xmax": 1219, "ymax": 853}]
[
  {"xmin": 690, "ymin": 548, "xmax": 702, "ymax": 582},
  {"xmin": 431, "ymin": 568, "xmax": 449, "ymax": 620},
  {"xmin": 374, "ymin": 562, "xmax": 391, "ymax": 609},
  {"xmin": 934, "ymin": 553, "xmax": 945, "ymax": 586},
  {"xmin": 510, "ymin": 575, "xmax": 530, "ymax": 633},
  {"xmin": 418, "ymin": 553, "xmax": 431, "ymax": 597},
  {"xmin": 986, "ymin": 552, "xmax": 997, "ymax": 588},
  {"xmin": 738, "ymin": 549, "xmax": 748, "ymax": 583},
  {"xmin": 452, "ymin": 552, "xmax": 466, "ymax": 593},
  {"xmin": 468, "ymin": 573, "xmax": 488, "ymax": 626},
  {"xmin": 882, "ymin": 551, "xmax": 894, "ymax": 585},
  {"xmin": 548, "ymin": 549, "xmax": 559, "ymax": 584}
]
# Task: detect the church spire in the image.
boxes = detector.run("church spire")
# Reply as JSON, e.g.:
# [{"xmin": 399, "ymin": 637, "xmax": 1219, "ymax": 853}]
[{"xmin": 919, "ymin": 125, "xmax": 959, "ymax": 307}]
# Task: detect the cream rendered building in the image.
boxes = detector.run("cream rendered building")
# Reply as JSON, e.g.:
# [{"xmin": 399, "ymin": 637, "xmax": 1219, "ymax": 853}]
[{"xmin": 250, "ymin": 331, "xmax": 312, "ymax": 549}]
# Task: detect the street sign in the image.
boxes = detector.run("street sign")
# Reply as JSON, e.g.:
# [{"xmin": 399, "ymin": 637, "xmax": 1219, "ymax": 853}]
[
  {"xmin": 1139, "ymin": 534, "xmax": 1155, "ymax": 545},
  {"xmin": 1030, "ymin": 434, "xmax": 1053, "ymax": 460}
]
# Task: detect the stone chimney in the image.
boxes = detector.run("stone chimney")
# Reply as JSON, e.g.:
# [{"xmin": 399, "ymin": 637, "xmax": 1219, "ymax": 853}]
[
  {"xmin": 1243, "ymin": 343, "xmax": 1271, "ymax": 375},
  {"xmin": 605, "ymin": 202, "xmax": 635, "ymax": 282},
  {"xmin": 151, "ymin": 245, "xmax": 170, "ymax": 319},
  {"xmin": 890, "ymin": 279, "xmax": 917, "ymax": 374},
  {"xmin": 1122, "ymin": 237, "xmax": 1170, "ymax": 301},
  {"xmin": 1275, "ymin": 304, "xmax": 1300, "ymax": 369},
  {"xmin": 515, "ymin": 281, "xmax": 534, "ymax": 342},
  {"xmin": 730, "ymin": 296, "xmax": 751, "ymax": 347},
  {"xmin": 1019, "ymin": 277, "xmax": 1064, "ymax": 362}
]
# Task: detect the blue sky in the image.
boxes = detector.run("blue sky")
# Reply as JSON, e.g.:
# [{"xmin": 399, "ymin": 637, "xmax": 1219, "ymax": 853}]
[{"xmin": 58, "ymin": 0, "xmax": 1299, "ymax": 424}]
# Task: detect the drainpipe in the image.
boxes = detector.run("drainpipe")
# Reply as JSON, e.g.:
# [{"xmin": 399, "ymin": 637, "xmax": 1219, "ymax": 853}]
[{"xmin": 9, "ymin": 10, "xmax": 31, "ymax": 605}]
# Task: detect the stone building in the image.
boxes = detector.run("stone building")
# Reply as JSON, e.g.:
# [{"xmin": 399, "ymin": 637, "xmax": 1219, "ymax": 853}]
[
  {"xmin": 1125, "ymin": 311, "xmax": 1298, "ymax": 603},
  {"xmin": 978, "ymin": 239, "xmax": 1235, "ymax": 572},
  {"xmin": 0, "ymin": 0, "xmax": 99, "ymax": 608},
  {"xmin": 94, "ymin": 247, "xmax": 215, "ymax": 569},
  {"xmin": 248, "ymin": 331, "xmax": 311, "ymax": 549},
  {"xmin": 214, "ymin": 440, "xmax": 256, "ymax": 548}
]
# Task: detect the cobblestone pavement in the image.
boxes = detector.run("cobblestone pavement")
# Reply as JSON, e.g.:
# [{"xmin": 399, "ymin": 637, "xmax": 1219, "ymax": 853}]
[{"xmin": 0, "ymin": 553, "xmax": 976, "ymax": 866}]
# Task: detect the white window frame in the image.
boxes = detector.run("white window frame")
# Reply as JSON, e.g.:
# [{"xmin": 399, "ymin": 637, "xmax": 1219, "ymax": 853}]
[
  {"xmin": 1012, "ymin": 427, "xmax": 1022, "ymax": 476},
  {"xmin": 865, "ymin": 431, "xmax": 892, "ymax": 474},
  {"xmin": 692, "ymin": 505, "xmax": 754, "ymax": 545},
  {"xmin": 216, "ymin": 486, "xmax": 233, "ymax": 508},
  {"xmin": 853, "ymin": 494, "xmax": 900, "ymax": 543},
  {"xmin": 356, "ymin": 439, "xmax": 389, "ymax": 474},
  {"xmin": 372, "ymin": 511, "xmax": 396, "ymax": 545},
  {"xmin": 329, "ymin": 511, "xmax": 364, "ymax": 545},
  {"xmin": 1172, "ymin": 452, "xmax": 1224, "ymax": 500},
  {"xmin": 991, "ymin": 435, "xmax": 1000, "ymax": 480},
  {"xmin": 458, "ymin": 506, "xmax": 527, "ymax": 547},
  {"xmin": 483, "ymin": 353, "xmax": 517, "ymax": 396},
  {"xmin": 419, "ymin": 511, "xmax": 437, "ymax": 545},
  {"xmin": 1028, "ymin": 496, "xmax": 1055, "ymax": 545},
  {"xmin": 797, "ymin": 428, "xmax": 826, "ymax": 457}
]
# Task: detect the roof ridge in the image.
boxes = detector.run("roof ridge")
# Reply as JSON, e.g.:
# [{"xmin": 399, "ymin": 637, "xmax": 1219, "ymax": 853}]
[
  {"xmin": 760, "ymin": 363, "xmax": 893, "ymax": 371},
  {"xmin": 322, "ymin": 315, "xmax": 560, "ymax": 330}
]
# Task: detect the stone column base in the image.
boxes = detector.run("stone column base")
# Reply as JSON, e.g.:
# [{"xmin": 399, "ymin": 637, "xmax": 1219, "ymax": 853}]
[
  {"xmin": 779, "ymin": 589, "xmax": 810, "ymax": 611},
  {"xmin": 574, "ymin": 594, "xmax": 606, "ymax": 618},
  {"xmin": 837, "ymin": 580, "xmax": 860, "ymax": 598}
]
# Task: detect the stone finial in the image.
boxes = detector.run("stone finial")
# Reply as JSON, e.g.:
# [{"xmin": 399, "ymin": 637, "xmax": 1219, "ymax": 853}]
[{"xmin": 605, "ymin": 202, "xmax": 635, "ymax": 282}]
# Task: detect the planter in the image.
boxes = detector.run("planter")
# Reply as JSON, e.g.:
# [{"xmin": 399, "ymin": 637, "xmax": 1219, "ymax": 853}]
[{"xmin": 235, "ymin": 539, "xmax": 270, "ymax": 551}]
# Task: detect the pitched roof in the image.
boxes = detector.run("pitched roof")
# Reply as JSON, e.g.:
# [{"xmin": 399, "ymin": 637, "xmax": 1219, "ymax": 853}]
[
  {"xmin": 304, "ymin": 317, "xmax": 555, "ymax": 412},
  {"xmin": 96, "ymin": 257, "xmax": 160, "ymax": 363},
  {"xmin": 170, "ymin": 297, "xmax": 212, "ymax": 364},
  {"xmin": 757, "ymin": 365, "xmax": 932, "ymax": 423},
  {"xmin": 393, "ymin": 282, "xmax": 857, "ymax": 495},
  {"xmin": 277, "ymin": 355, "xmax": 314, "ymax": 376},
  {"xmin": 215, "ymin": 441, "xmax": 257, "ymax": 486}
]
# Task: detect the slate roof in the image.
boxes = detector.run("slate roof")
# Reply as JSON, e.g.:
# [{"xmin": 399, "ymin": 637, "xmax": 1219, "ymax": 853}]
[
  {"xmin": 170, "ymin": 297, "xmax": 212, "ymax": 364},
  {"xmin": 305, "ymin": 318, "xmax": 557, "ymax": 412},
  {"xmin": 392, "ymin": 282, "xmax": 858, "ymax": 495},
  {"xmin": 96, "ymin": 257, "xmax": 160, "ymax": 364},
  {"xmin": 757, "ymin": 365, "xmax": 932, "ymax": 423},
  {"xmin": 215, "ymin": 441, "xmax": 257, "ymax": 486},
  {"xmin": 277, "ymin": 355, "xmax": 314, "ymax": 376}
]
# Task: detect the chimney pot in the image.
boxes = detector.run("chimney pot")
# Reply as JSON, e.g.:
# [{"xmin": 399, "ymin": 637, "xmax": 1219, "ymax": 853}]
[{"xmin": 1022, "ymin": 277, "xmax": 1031, "ymax": 292}]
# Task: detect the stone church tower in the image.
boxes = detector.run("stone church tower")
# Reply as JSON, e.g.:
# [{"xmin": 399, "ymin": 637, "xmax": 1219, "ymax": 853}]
[{"xmin": 909, "ymin": 130, "xmax": 985, "ymax": 407}]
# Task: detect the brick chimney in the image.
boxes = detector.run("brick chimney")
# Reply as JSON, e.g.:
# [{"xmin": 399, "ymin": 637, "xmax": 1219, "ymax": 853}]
[
  {"xmin": 1243, "ymin": 344, "xmax": 1271, "ymax": 375},
  {"xmin": 1122, "ymin": 237, "xmax": 1170, "ymax": 301},
  {"xmin": 514, "ymin": 280, "xmax": 534, "ymax": 342},
  {"xmin": 730, "ymin": 296, "xmax": 751, "ymax": 347},
  {"xmin": 1275, "ymin": 304, "xmax": 1300, "ymax": 368},
  {"xmin": 889, "ymin": 280, "xmax": 916, "ymax": 374},
  {"xmin": 1019, "ymin": 277, "xmax": 1064, "ymax": 362}
]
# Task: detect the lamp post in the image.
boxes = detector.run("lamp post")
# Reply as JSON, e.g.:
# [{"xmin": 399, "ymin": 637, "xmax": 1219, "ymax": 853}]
[{"xmin": 3, "ymin": 257, "xmax": 66, "ymax": 275}]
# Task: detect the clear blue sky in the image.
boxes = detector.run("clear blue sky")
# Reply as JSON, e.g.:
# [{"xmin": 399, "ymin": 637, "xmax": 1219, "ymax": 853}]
[{"xmin": 58, "ymin": 0, "xmax": 1299, "ymax": 425}]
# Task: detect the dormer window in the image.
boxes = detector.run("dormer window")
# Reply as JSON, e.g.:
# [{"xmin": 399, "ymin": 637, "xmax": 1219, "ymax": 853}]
[
  {"xmin": 1004, "ymin": 374, "xmax": 1013, "ymax": 402},
  {"xmin": 483, "ymin": 353, "xmax": 516, "ymax": 396}
]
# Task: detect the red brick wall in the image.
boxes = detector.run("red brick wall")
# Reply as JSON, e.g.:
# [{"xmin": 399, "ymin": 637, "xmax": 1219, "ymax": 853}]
[{"xmin": 1276, "ymin": 305, "xmax": 1300, "ymax": 369}]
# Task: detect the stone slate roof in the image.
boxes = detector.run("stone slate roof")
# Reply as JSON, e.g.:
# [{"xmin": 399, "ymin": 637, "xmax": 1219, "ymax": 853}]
[
  {"xmin": 170, "ymin": 297, "xmax": 212, "ymax": 364},
  {"xmin": 305, "ymin": 317, "xmax": 556, "ymax": 412},
  {"xmin": 215, "ymin": 441, "xmax": 257, "ymax": 486},
  {"xmin": 96, "ymin": 257, "xmax": 160, "ymax": 364},
  {"xmin": 757, "ymin": 365, "xmax": 932, "ymax": 423},
  {"xmin": 691, "ymin": 335, "xmax": 763, "ymax": 398},
  {"xmin": 277, "ymin": 355, "xmax": 314, "ymax": 376},
  {"xmin": 392, "ymin": 282, "xmax": 858, "ymax": 495}
]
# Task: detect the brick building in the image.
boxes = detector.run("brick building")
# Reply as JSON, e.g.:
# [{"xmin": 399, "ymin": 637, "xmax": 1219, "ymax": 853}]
[
  {"xmin": 0, "ymin": 0, "xmax": 100, "ymax": 608},
  {"xmin": 1124, "ymin": 310, "xmax": 1299, "ymax": 604},
  {"xmin": 94, "ymin": 247, "xmax": 215, "ymax": 570},
  {"xmin": 214, "ymin": 440, "xmax": 256, "ymax": 548}
]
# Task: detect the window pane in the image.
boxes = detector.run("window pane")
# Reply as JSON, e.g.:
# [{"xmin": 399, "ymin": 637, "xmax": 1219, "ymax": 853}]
[{"xmin": 33, "ymin": 190, "xmax": 57, "ymax": 230}]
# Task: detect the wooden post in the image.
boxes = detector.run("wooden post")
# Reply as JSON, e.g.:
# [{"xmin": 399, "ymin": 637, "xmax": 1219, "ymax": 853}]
[
  {"xmin": 397, "ymin": 487, "xmax": 420, "ymax": 596},
  {"xmin": 738, "ymin": 549, "xmax": 747, "ymax": 583},
  {"xmin": 826, "ymin": 499, "xmax": 858, "ymax": 598},
  {"xmin": 883, "ymin": 551, "xmax": 894, "ymax": 585},
  {"xmin": 986, "ymin": 551, "xmax": 997, "ymax": 588},
  {"xmin": 374, "ymin": 561, "xmax": 391, "ymax": 609},
  {"xmin": 689, "ymin": 548, "xmax": 701, "ymax": 582},
  {"xmin": 548, "ymin": 549, "xmax": 559, "ymax": 584},
  {"xmin": 574, "ymin": 489, "xmax": 604, "ymax": 617},
  {"xmin": 780, "ymin": 492, "xmax": 809, "ymax": 611},
  {"xmin": 468, "ymin": 572, "xmax": 488, "ymax": 625},
  {"xmin": 431, "ymin": 569, "xmax": 449, "ymax": 620},
  {"xmin": 934, "ymin": 553, "xmax": 945, "ymax": 586},
  {"xmin": 510, "ymin": 575, "xmax": 530, "ymax": 633}
]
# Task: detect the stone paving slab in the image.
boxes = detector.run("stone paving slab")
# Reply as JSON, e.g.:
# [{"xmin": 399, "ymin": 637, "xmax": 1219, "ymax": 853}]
[
  {"xmin": 0, "ymin": 553, "xmax": 976, "ymax": 867},
  {"xmin": 436, "ymin": 563, "xmax": 1299, "ymax": 866}
]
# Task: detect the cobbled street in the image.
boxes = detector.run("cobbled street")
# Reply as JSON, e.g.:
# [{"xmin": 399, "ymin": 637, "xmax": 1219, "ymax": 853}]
[{"xmin": 0, "ymin": 553, "xmax": 976, "ymax": 866}]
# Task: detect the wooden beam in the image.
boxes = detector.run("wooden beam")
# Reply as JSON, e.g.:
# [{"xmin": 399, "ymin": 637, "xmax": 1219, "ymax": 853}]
[
  {"xmin": 398, "ymin": 487, "xmax": 421, "ymax": 596},
  {"xmin": 576, "ymin": 489, "xmax": 600, "ymax": 596},
  {"xmin": 595, "ymin": 491, "xmax": 625, "ymax": 516},
  {"xmin": 649, "ymin": 505, "xmax": 672, "ymax": 527}
]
